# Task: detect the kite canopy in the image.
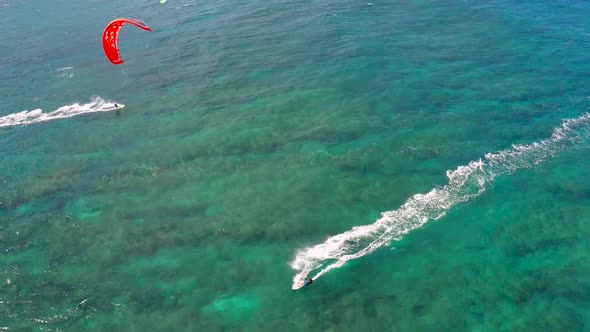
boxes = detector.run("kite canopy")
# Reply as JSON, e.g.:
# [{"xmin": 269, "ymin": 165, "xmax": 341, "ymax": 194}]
[{"xmin": 102, "ymin": 18, "xmax": 151, "ymax": 65}]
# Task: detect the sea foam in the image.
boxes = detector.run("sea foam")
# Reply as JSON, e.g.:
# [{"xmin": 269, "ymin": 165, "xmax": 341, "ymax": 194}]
[
  {"xmin": 0, "ymin": 97, "xmax": 120, "ymax": 128},
  {"xmin": 291, "ymin": 112, "xmax": 590, "ymax": 289}
]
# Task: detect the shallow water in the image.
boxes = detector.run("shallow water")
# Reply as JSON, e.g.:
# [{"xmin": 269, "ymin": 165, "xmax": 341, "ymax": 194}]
[{"xmin": 1, "ymin": 0, "xmax": 590, "ymax": 330}]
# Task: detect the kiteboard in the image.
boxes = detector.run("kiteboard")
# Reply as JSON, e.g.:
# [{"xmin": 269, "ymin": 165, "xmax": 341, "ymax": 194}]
[{"xmin": 292, "ymin": 277, "xmax": 313, "ymax": 290}]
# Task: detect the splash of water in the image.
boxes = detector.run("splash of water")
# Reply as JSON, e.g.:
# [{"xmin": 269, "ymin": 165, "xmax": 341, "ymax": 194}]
[
  {"xmin": 0, "ymin": 97, "xmax": 121, "ymax": 128},
  {"xmin": 291, "ymin": 112, "xmax": 590, "ymax": 289}
]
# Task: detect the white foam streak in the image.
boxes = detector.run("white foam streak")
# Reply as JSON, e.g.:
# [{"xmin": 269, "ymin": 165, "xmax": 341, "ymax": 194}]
[
  {"xmin": 0, "ymin": 97, "xmax": 120, "ymax": 128},
  {"xmin": 291, "ymin": 112, "xmax": 590, "ymax": 289},
  {"xmin": 56, "ymin": 66, "xmax": 74, "ymax": 79}
]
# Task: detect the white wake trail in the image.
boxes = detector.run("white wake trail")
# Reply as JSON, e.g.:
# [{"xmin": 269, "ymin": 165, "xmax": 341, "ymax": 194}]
[
  {"xmin": 291, "ymin": 112, "xmax": 590, "ymax": 289},
  {"xmin": 0, "ymin": 97, "xmax": 121, "ymax": 128}
]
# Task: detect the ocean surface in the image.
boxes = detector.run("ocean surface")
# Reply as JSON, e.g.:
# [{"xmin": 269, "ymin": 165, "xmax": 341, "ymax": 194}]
[{"xmin": 2, "ymin": 0, "xmax": 590, "ymax": 330}]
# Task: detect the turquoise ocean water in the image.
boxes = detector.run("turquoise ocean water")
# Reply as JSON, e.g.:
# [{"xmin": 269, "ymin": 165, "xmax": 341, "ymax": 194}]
[{"xmin": 2, "ymin": 0, "xmax": 590, "ymax": 330}]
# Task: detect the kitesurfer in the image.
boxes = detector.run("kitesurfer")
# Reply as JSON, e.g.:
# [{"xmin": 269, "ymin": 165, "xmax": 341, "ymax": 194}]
[{"xmin": 303, "ymin": 277, "xmax": 313, "ymax": 287}]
